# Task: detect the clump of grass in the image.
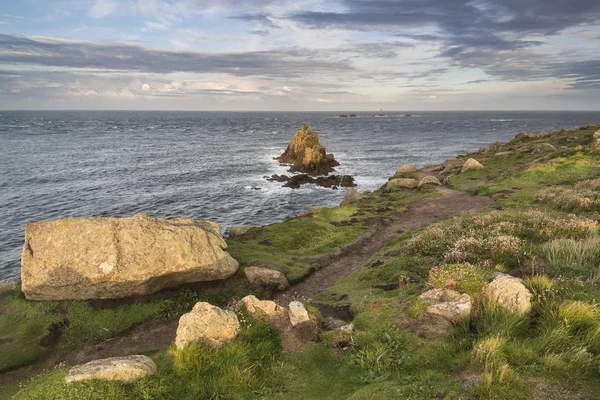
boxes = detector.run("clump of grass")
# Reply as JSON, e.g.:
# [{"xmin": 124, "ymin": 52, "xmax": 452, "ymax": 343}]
[
  {"xmin": 472, "ymin": 300, "xmax": 530, "ymax": 338},
  {"xmin": 427, "ymin": 263, "xmax": 489, "ymax": 297},
  {"xmin": 525, "ymin": 275, "xmax": 558, "ymax": 313},
  {"xmin": 542, "ymin": 238, "xmax": 600, "ymax": 281},
  {"xmin": 349, "ymin": 329, "xmax": 408, "ymax": 382},
  {"xmin": 471, "ymin": 336, "xmax": 528, "ymax": 399},
  {"xmin": 537, "ymin": 301, "xmax": 600, "ymax": 354}
]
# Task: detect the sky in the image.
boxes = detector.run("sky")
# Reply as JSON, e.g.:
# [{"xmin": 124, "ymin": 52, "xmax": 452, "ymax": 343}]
[{"xmin": 0, "ymin": 0, "xmax": 599, "ymax": 111}]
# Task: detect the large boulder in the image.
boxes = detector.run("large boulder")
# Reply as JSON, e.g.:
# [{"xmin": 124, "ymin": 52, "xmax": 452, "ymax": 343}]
[
  {"xmin": 244, "ymin": 267, "xmax": 289, "ymax": 290},
  {"xmin": 65, "ymin": 355, "xmax": 157, "ymax": 383},
  {"xmin": 387, "ymin": 178, "xmax": 418, "ymax": 190},
  {"xmin": 396, "ymin": 164, "xmax": 417, "ymax": 174},
  {"xmin": 418, "ymin": 176, "xmax": 442, "ymax": 189},
  {"xmin": 461, "ymin": 158, "xmax": 484, "ymax": 172},
  {"xmin": 340, "ymin": 188, "xmax": 366, "ymax": 206},
  {"xmin": 21, "ymin": 214, "xmax": 239, "ymax": 300},
  {"xmin": 175, "ymin": 302, "xmax": 240, "ymax": 349},
  {"xmin": 485, "ymin": 274, "xmax": 532, "ymax": 314},
  {"xmin": 278, "ymin": 125, "xmax": 339, "ymax": 175},
  {"xmin": 419, "ymin": 288, "xmax": 472, "ymax": 323},
  {"xmin": 240, "ymin": 295, "xmax": 285, "ymax": 318}
]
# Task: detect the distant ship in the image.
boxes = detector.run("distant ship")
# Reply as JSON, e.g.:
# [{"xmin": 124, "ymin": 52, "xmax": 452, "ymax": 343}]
[{"xmin": 375, "ymin": 108, "xmax": 387, "ymax": 117}]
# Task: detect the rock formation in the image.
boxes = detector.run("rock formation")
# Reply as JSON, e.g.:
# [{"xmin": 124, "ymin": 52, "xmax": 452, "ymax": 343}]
[
  {"xmin": 288, "ymin": 301, "xmax": 311, "ymax": 326},
  {"xmin": 266, "ymin": 174, "xmax": 355, "ymax": 189},
  {"xmin": 65, "ymin": 355, "xmax": 157, "ymax": 383},
  {"xmin": 533, "ymin": 143, "xmax": 557, "ymax": 153},
  {"xmin": 244, "ymin": 267, "xmax": 289, "ymax": 290},
  {"xmin": 461, "ymin": 158, "xmax": 484, "ymax": 172},
  {"xmin": 485, "ymin": 274, "xmax": 533, "ymax": 314},
  {"xmin": 175, "ymin": 302, "xmax": 240, "ymax": 349},
  {"xmin": 21, "ymin": 214, "xmax": 239, "ymax": 300},
  {"xmin": 418, "ymin": 176, "xmax": 442, "ymax": 188},
  {"xmin": 340, "ymin": 188, "xmax": 366, "ymax": 206},
  {"xmin": 386, "ymin": 178, "xmax": 418, "ymax": 190},
  {"xmin": 419, "ymin": 288, "xmax": 472, "ymax": 323},
  {"xmin": 240, "ymin": 295, "xmax": 285, "ymax": 318},
  {"xmin": 277, "ymin": 125, "xmax": 339, "ymax": 175},
  {"xmin": 396, "ymin": 164, "xmax": 417, "ymax": 174}
]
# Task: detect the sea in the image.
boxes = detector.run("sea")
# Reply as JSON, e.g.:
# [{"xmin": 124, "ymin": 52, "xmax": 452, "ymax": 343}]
[{"xmin": 1, "ymin": 110, "xmax": 600, "ymax": 282}]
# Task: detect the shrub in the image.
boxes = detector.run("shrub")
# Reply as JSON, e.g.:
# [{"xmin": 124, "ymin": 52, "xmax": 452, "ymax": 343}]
[
  {"xmin": 537, "ymin": 187, "xmax": 600, "ymax": 212},
  {"xmin": 403, "ymin": 210, "xmax": 596, "ymax": 270}
]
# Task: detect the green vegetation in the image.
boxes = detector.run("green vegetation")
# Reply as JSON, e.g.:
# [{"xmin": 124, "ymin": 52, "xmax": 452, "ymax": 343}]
[
  {"xmin": 4, "ymin": 125, "xmax": 600, "ymax": 399},
  {"xmin": 227, "ymin": 186, "xmax": 438, "ymax": 282},
  {"xmin": 11, "ymin": 321, "xmax": 281, "ymax": 400}
]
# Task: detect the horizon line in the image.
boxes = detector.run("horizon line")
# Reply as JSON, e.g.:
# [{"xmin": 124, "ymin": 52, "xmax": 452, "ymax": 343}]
[{"xmin": 2, "ymin": 109, "xmax": 600, "ymax": 113}]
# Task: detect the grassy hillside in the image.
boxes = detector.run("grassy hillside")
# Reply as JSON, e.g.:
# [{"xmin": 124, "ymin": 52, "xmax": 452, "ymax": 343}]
[{"xmin": 2, "ymin": 125, "xmax": 600, "ymax": 399}]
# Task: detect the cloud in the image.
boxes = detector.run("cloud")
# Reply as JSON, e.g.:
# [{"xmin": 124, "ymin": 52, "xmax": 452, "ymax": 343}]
[
  {"xmin": 88, "ymin": 0, "xmax": 119, "ymax": 18},
  {"xmin": 0, "ymin": 34, "xmax": 354, "ymax": 78},
  {"xmin": 287, "ymin": 1, "xmax": 600, "ymax": 57}
]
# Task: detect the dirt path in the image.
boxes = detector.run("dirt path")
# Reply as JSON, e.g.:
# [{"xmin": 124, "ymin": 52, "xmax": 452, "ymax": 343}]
[{"xmin": 274, "ymin": 187, "xmax": 494, "ymax": 305}]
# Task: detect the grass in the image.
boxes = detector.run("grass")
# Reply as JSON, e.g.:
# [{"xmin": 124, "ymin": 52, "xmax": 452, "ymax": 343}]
[
  {"xmin": 542, "ymin": 238, "xmax": 600, "ymax": 281},
  {"xmin": 6, "ymin": 125, "xmax": 600, "ymax": 399},
  {"xmin": 227, "ymin": 186, "xmax": 438, "ymax": 283},
  {"xmin": 12, "ymin": 317, "xmax": 281, "ymax": 400},
  {"xmin": 0, "ymin": 284, "xmax": 237, "ymax": 374}
]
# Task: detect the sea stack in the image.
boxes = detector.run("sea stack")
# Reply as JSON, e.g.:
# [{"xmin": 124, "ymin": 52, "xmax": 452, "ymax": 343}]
[{"xmin": 278, "ymin": 125, "xmax": 339, "ymax": 175}]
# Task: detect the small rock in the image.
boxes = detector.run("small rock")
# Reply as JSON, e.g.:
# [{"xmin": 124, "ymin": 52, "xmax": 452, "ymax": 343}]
[
  {"xmin": 340, "ymin": 188, "xmax": 366, "ymax": 206},
  {"xmin": 461, "ymin": 158, "xmax": 484, "ymax": 173},
  {"xmin": 495, "ymin": 151, "xmax": 513, "ymax": 157},
  {"xmin": 594, "ymin": 130, "xmax": 600, "ymax": 140},
  {"xmin": 322, "ymin": 317, "xmax": 354, "ymax": 332},
  {"xmin": 229, "ymin": 226, "xmax": 251, "ymax": 237},
  {"xmin": 396, "ymin": 164, "xmax": 417, "ymax": 174},
  {"xmin": 288, "ymin": 301, "xmax": 310, "ymax": 326},
  {"xmin": 419, "ymin": 288, "xmax": 472, "ymax": 323},
  {"xmin": 533, "ymin": 143, "xmax": 557, "ymax": 153},
  {"xmin": 418, "ymin": 176, "xmax": 442, "ymax": 189},
  {"xmin": 485, "ymin": 274, "xmax": 532, "ymax": 314},
  {"xmin": 240, "ymin": 295, "xmax": 285, "ymax": 318},
  {"xmin": 443, "ymin": 158, "xmax": 465, "ymax": 169},
  {"xmin": 65, "ymin": 355, "xmax": 156, "ymax": 383},
  {"xmin": 387, "ymin": 178, "xmax": 418, "ymax": 190},
  {"xmin": 175, "ymin": 302, "xmax": 240, "ymax": 349},
  {"xmin": 244, "ymin": 267, "xmax": 289, "ymax": 290},
  {"xmin": 442, "ymin": 174, "xmax": 456, "ymax": 186}
]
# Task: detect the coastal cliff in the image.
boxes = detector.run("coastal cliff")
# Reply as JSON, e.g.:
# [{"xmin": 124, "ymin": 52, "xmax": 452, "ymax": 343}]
[{"xmin": 2, "ymin": 125, "xmax": 600, "ymax": 400}]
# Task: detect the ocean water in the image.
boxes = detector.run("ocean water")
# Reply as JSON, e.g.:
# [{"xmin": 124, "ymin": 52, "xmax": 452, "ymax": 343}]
[{"xmin": 1, "ymin": 110, "xmax": 600, "ymax": 281}]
